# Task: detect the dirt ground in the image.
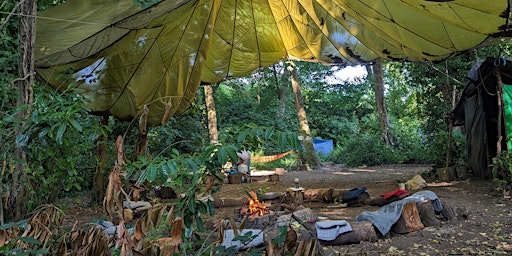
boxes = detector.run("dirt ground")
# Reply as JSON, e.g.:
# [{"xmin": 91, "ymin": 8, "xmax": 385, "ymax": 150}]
[
  {"xmin": 212, "ymin": 163, "xmax": 512, "ymax": 255},
  {"xmin": 62, "ymin": 163, "xmax": 512, "ymax": 255}
]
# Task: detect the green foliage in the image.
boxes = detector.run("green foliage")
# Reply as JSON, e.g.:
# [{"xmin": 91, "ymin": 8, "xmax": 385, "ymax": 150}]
[
  {"xmin": 125, "ymin": 144, "xmax": 238, "ymax": 234},
  {"xmin": 222, "ymin": 123, "xmax": 301, "ymax": 153},
  {"xmin": 0, "ymin": 221, "xmax": 49, "ymax": 255},
  {"xmin": 1, "ymin": 84, "xmax": 109, "ymax": 212},
  {"xmin": 490, "ymin": 151, "xmax": 512, "ymax": 191},
  {"xmin": 331, "ymin": 133, "xmax": 401, "ymax": 167},
  {"xmin": 271, "ymin": 226, "xmax": 288, "ymax": 245},
  {"xmin": 147, "ymin": 96, "xmax": 206, "ymax": 157}
]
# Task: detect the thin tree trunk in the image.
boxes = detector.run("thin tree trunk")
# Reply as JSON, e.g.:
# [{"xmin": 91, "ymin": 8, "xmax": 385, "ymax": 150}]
[
  {"xmin": 445, "ymin": 78, "xmax": 454, "ymax": 167},
  {"xmin": 289, "ymin": 62, "xmax": 321, "ymax": 169},
  {"xmin": 204, "ymin": 84, "xmax": 219, "ymax": 144},
  {"xmin": 368, "ymin": 59, "xmax": 394, "ymax": 147},
  {"xmin": 445, "ymin": 62, "xmax": 458, "ymax": 167},
  {"xmin": 495, "ymin": 68, "xmax": 505, "ymax": 153},
  {"xmin": 133, "ymin": 105, "xmax": 149, "ymax": 161},
  {"xmin": 94, "ymin": 115, "xmax": 109, "ymax": 203},
  {"xmin": 10, "ymin": 0, "xmax": 37, "ymax": 220},
  {"xmin": 274, "ymin": 63, "xmax": 288, "ymax": 117}
]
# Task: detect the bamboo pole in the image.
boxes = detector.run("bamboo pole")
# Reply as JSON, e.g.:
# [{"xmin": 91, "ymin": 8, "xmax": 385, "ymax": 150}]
[{"xmin": 495, "ymin": 68, "xmax": 504, "ymax": 154}]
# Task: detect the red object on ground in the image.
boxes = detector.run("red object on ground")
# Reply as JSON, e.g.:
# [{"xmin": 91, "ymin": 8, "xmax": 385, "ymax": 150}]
[{"xmin": 380, "ymin": 189, "xmax": 409, "ymax": 199}]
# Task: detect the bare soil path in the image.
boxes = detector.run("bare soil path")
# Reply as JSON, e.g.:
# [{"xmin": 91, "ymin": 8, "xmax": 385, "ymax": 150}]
[{"xmin": 212, "ymin": 163, "xmax": 512, "ymax": 255}]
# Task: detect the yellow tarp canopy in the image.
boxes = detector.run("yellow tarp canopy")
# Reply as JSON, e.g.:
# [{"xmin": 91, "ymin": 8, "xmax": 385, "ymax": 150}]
[{"xmin": 35, "ymin": 0, "xmax": 510, "ymax": 125}]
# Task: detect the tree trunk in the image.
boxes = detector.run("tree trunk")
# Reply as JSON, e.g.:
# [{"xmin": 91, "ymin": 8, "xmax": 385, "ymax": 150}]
[
  {"xmin": 303, "ymin": 188, "xmax": 333, "ymax": 202},
  {"xmin": 289, "ymin": 62, "xmax": 321, "ymax": 169},
  {"xmin": 319, "ymin": 221, "xmax": 378, "ymax": 245},
  {"xmin": 445, "ymin": 79, "xmax": 454, "ymax": 167},
  {"xmin": 391, "ymin": 202, "xmax": 425, "ymax": 234},
  {"xmin": 274, "ymin": 63, "xmax": 289, "ymax": 117},
  {"xmin": 94, "ymin": 115, "xmax": 109, "ymax": 203},
  {"xmin": 417, "ymin": 200, "xmax": 441, "ymax": 227},
  {"xmin": 133, "ymin": 105, "xmax": 149, "ymax": 161},
  {"xmin": 10, "ymin": 0, "xmax": 37, "ymax": 220},
  {"xmin": 204, "ymin": 84, "xmax": 219, "ymax": 145},
  {"xmin": 368, "ymin": 59, "xmax": 394, "ymax": 147}
]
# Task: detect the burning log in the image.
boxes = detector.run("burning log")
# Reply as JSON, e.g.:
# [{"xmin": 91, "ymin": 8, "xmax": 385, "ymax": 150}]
[{"xmin": 241, "ymin": 191, "xmax": 269, "ymax": 218}]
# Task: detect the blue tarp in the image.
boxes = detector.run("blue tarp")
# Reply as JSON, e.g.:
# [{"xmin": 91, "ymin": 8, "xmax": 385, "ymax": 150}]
[{"xmin": 313, "ymin": 139, "xmax": 334, "ymax": 156}]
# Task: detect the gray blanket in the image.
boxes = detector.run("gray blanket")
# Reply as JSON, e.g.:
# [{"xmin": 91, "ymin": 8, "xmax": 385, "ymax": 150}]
[
  {"xmin": 315, "ymin": 220, "xmax": 353, "ymax": 241},
  {"xmin": 355, "ymin": 190, "xmax": 443, "ymax": 236}
]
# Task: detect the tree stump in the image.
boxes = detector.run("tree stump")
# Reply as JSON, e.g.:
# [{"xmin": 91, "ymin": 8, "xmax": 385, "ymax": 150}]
[
  {"xmin": 331, "ymin": 189, "xmax": 351, "ymax": 202},
  {"xmin": 304, "ymin": 188, "xmax": 333, "ymax": 202},
  {"xmin": 268, "ymin": 174, "xmax": 279, "ymax": 182},
  {"xmin": 287, "ymin": 188, "xmax": 305, "ymax": 206},
  {"xmin": 319, "ymin": 221, "xmax": 378, "ymax": 245},
  {"xmin": 391, "ymin": 202, "xmax": 424, "ymax": 234},
  {"xmin": 440, "ymin": 201, "xmax": 456, "ymax": 221},
  {"xmin": 417, "ymin": 200, "xmax": 441, "ymax": 227}
]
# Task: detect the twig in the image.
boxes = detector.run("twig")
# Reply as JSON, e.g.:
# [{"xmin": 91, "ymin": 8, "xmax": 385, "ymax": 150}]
[
  {"xmin": 0, "ymin": 160, "xmax": 5, "ymax": 225},
  {"xmin": 9, "ymin": 72, "xmax": 34, "ymax": 87},
  {"xmin": 0, "ymin": 0, "xmax": 24, "ymax": 31}
]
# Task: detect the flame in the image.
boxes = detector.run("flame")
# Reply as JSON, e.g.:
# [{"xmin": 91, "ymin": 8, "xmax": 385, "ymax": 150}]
[{"xmin": 247, "ymin": 191, "xmax": 268, "ymax": 218}]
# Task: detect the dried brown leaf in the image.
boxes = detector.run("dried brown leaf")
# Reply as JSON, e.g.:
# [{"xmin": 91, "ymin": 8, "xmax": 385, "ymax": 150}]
[
  {"xmin": 139, "ymin": 105, "xmax": 149, "ymax": 136},
  {"xmin": 204, "ymin": 175, "xmax": 215, "ymax": 193},
  {"xmin": 117, "ymin": 221, "xmax": 135, "ymax": 256},
  {"xmin": 115, "ymin": 135, "xmax": 126, "ymax": 166},
  {"xmin": 129, "ymin": 184, "xmax": 145, "ymax": 202},
  {"xmin": 134, "ymin": 218, "xmax": 144, "ymax": 241},
  {"xmin": 161, "ymin": 98, "xmax": 172, "ymax": 125},
  {"xmin": 155, "ymin": 205, "xmax": 167, "ymax": 228},
  {"xmin": 216, "ymin": 220, "xmax": 225, "ymax": 245},
  {"xmin": 229, "ymin": 216, "xmax": 238, "ymax": 237},
  {"xmin": 104, "ymin": 167, "xmax": 124, "ymax": 220},
  {"xmin": 156, "ymin": 237, "xmax": 179, "ymax": 255},
  {"xmin": 285, "ymin": 226, "xmax": 297, "ymax": 252},
  {"xmin": 115, "ymin": 221, "xmax": 125, "ymax": 249},
  {"xmin": 267, "ymin": 240, "xmax": 281, "ymax": 256},
  {"xmin": 0, "ymin": 230, "xmax": 7, "ymax": 247},
  {"xmin": 170, "ymin": 217, "xmax": 183, "ymax": 247},
  {"xmin": 164, "ymin": 206, "xmax": 175, "ymax": 226}
]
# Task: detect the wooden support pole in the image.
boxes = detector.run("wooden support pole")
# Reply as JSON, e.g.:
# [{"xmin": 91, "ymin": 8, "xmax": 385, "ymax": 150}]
[{"xmin": 495, "ymin": 68, "xmax": 504, "ymax": 154}]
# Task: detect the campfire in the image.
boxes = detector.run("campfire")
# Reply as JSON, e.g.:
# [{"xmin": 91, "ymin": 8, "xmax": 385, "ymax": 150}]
[{"xmin": 241, "ymin": 191, "xmax": 269, "ymax": 218}]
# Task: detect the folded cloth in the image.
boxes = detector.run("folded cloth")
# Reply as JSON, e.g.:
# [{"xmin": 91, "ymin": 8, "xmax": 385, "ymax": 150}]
[
  {"xmin": 343, "ymin": 187, "xmax": 367, "ymax": 202},
  {"xmin": 356, "ymin": 190, "xmax": 443, "ymax": 236},
  {"xmin": 315, "ymin": 220, "xmax": 353, "ymax": 241},
  {"xmin": 380, "ymin": 189, "xmax": 409, "ymax": 199},
  {"xmin": 222, "ymin": 229, "xmax": 264, "ymax": 250}
]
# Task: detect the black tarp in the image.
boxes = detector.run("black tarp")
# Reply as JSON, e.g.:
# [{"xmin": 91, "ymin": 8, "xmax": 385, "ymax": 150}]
[{"xmin": 451, "ymin": 57, "xmax": 512, "ymax": 179}]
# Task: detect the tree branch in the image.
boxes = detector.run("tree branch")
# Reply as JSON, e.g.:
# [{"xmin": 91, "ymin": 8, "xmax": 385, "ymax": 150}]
[
  {"xmin": 9, "ymin": 72, "xmax": 34, "ymax": 87},
  {"xmin": 0, "ymin": 0, "xmax": 25, "ymax": 31}
]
